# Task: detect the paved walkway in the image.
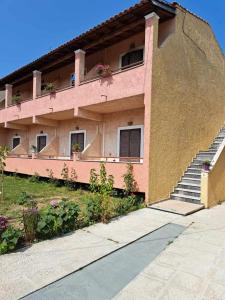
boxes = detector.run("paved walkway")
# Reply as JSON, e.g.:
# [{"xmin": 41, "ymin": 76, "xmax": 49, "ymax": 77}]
[
  {"xmin": 0, "ymin": 209, "xmax": 186, "ymax": 300},
  {"xmin": 23, "ymin": 224, "xmax": 185, "ymax": 300},
  {"xmin": 115, "ymin": 204, "xmax": 225, "ymax": 300},
  {"xmin": 2, "ymin": 204, "xmax": 225, "ymax": 300}
]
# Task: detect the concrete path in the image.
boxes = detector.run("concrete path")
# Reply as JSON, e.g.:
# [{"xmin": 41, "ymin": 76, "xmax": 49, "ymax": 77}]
[
  {"xmin": 150, "ymin": 199, "xmax": 204, "ymax": 215},
  {"xmin": 114, "ymin": 204, "xmax": 225, "ymax": 300},
  {"xmin": 2, "ymin": 204, "xmax": 225, "ymax": 300},
  {"xmin": 22, "ymin": 224, "xmax": 185, "ymax": 300},
  {"xmin": 0, "ymin": 209, "xmax": 186, "ymax": 300}
]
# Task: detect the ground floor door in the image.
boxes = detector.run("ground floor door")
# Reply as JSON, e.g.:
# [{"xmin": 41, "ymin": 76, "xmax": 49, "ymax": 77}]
[
  {"xmin": 119, "ymin": 128, "xmax": 141, "ymax": 159},
  {"xmin": 37, "ymin": 135, "xmax": 47, "ymax": 152},
  {"xmin": 12, "ymin": 137, "xmax": 20, "ymax": 149},
  {"xmin": 70, "ymin": 132, "xmax": 85, "ymax": 155}
]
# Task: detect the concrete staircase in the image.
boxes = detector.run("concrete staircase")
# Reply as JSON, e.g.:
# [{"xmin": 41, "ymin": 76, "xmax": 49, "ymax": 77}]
[{"xmin": 170, "ymin": 125, "xmax": 225, "ymax": 204}]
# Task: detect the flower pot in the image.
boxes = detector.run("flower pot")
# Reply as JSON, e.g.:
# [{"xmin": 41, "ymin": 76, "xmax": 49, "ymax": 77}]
[
  {"xmin": 203, "ymin": 164, "xmax": 210, "ymax": 171},
  {"xmin": 73, "ymin": 152, "xmax": 81, "ymax": 161}
]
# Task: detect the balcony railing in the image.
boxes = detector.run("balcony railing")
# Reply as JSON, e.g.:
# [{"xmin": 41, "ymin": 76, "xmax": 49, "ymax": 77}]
[
  {"xmin": 0, "ymin": 62, "xmax": 145, "ymax": 124},
  {"xmin": 5, "ymin": 155, "xmax": 146, "ymax": 192},
  {"xmin": 82, "ymin": 61, "xmax": 144, "ymax": 83}
]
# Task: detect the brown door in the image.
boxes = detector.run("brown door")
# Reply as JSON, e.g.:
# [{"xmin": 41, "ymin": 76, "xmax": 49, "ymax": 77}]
[
  {"xmin": 12, "ymin": 137, "xmax": 20, "ymax": 149},
  {"xmin": 37, "ymin": 135, "xmax": 47, "ymax": 152},
  {"xmin": 119, "ymin": 128, "xmax": 141, "ymax": 159},
  {"xmin": 70, "ymin": 132, "xmax": 85, "ymax": 155}
]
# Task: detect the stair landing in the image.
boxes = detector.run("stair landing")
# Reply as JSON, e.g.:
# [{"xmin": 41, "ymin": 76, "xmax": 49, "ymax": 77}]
[{"xmin": 149, "ymin": 199, "xmax": 204, "ymax": 216}]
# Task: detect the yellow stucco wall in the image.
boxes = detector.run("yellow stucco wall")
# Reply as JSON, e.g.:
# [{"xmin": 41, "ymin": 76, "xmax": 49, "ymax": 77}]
[
  {"xmin": 148, "ymin": 7, "xmax": 225, "ymax": 203},
  {"xmin": 201, "ymin": 147, "xmax": 225, "ymax": 208}
]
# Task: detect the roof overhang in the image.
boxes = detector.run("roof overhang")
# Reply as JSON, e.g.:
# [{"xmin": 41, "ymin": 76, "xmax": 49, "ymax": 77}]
[{"xmin": 0, "ymin": 0, "xmax": 176, "ymax": 89}]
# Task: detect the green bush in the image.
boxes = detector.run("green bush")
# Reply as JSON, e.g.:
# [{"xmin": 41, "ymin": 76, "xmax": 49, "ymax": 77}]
[
  {"xmin": 17, "ymin": 192, "xmax": 37, "ymax": 208},
  {"xmin": 29, "ymin": 172, "xmax": 40, "ymax": 183},
  {"xmin": 123, "ymin": 163, "xmax": 138, "ymax": 196},
  {"xmin": 37, "ymin": 200, "xmax": 80, "ymax": 240},
  {"xmin": 85, "ymin": 195, "xmax": 102, "ymax": 224},
  {"xmin": 23, "ymin": 208, "xmax": 39, "ymax": 243},
  {"xmin": 115, "ymin": 196, "xmax": 135, "ymax": 215},
  {"xmin": 89, "ymin": 163, "xmax": 114, "ymax": 223},
  {"xmin": 0, "ymin": 226, "xmax": 23, "ymax": 255}
]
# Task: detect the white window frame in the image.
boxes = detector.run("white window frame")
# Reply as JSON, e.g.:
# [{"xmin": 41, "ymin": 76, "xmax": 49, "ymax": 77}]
[
  {"xmin": 12, "ymin": 136, "xmax": 21, "ymax": 149},
  {"xmin": 36, "ymin": 133, "xmax": 48, "ymax": 152},
  {"xmin": 119, "ymin": 46, "xmax": 145, "ymax": 69},
  {"xmin": 117, "ymin": 125, "xmax": 144, "ymax": 158},
  {"xmin": 69, "ymin": 130, "xmax": 87, "ymax": 155}
]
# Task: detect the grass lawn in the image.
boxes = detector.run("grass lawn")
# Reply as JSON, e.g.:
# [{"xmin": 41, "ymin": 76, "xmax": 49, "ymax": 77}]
[{"xmin": 0, "ymin": 175, "xmax": 91, "ymax": 219}]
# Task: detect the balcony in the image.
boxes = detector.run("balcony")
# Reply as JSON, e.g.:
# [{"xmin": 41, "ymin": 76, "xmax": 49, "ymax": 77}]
[{"xmin": 0, "ymin": 62, "xmax": 145, "ymax": 125}]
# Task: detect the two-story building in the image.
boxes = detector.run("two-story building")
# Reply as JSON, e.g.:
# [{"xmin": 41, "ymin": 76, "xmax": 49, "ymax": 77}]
[{"xmin": 0, "ymin": 0, "xmax": 224, "ymax": 208}]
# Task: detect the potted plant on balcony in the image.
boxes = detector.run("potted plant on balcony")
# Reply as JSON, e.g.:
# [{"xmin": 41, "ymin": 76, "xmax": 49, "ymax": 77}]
[
  {"xmin": 12, "ymin": 94, "xmax": 21, "ymax": 105},
  {"xmin": 95, "ymin": 64, "xmax": 112, "ymax": 78},
  {"xmin": 202, "ymin": 160, "xmax": 211, "ymax": 171},
  {"xmin": 44, "ymin": 83, "xmax": 55, "ymax": 94},
  {"xmin": 72, "ymin": 143, "xmax": 81, "ymax": 161},
  {"xmin": 31, "ymin": 145, "xmax": 37, "ymax": 159}
]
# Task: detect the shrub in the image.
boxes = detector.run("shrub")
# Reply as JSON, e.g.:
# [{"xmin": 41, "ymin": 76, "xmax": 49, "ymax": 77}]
[
  {"xmin": 85, "ymin": 195, "xmax": 102, "ymax": 224},
  {"xmin": 0, "ymin": 226, "xmax": 23, "ymax": 255},
  {"xmin": 89, "ymin": 169, "xmax": 98, "ymax": 192},
  {"xmin": 89, "ymin": 163, "xmax": 114, "ymax": 196},
  {"xmin": 23, "ymin": 208, "xmax": 39, "ymax": 243},
  {"xmin": 46, "ymin": 168, "xmax": 61, "ymax": 187},
  {"xmin": 123, "ymin": 163, "xmax": 138, "ymax": 196},
  {"xmin": 115, "ymin": 195, "xmax": 136, "ymax": 216},
  {"xmin": 61, "ymin": 164, "xmax": 77, "ymax": 190},
  {"xmin": 89, "ymin": 163, "xmax": 114, "ymax": 223},
  {"xmin": 17, "ymin": 192, "xmax": 37, "ymax": 208},
  {"xmin": 29, "ymin": 172, "xmax": 40, "ymax": 183},
  {"xmin": 37, "ymin": 200, "xmax": 80, "ymax": 240}
]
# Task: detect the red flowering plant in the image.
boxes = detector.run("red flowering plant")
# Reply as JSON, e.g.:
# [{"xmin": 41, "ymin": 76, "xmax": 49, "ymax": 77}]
[
  {"xmin": 95, "ymin": 64, "xmax": 112, "ymax": 78},
  {"xmin": 0, "ymin": 216, "xmax": 8, "ymax": 233}
]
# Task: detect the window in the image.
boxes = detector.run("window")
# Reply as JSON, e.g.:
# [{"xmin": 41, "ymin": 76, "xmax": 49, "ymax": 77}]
[
  {"xmin": 121, "ymin": 48, "xmax": 144, "ymax": 69},
  {"xmin": 37, "ymin": 135, "xmax": 47, "ymax": 152},
  {"xmin": 70, "ymin": 131, "xmax": 85, "ymax": 155},
  {"xmin": 12, "ymin": 137, "xmax": 20, "ymax": 149},
  {"xmin": 118, "ymin": 126, "xmax": 144, "ymax": 160}
]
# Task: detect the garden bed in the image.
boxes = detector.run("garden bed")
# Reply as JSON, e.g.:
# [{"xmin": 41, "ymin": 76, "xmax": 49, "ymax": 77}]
[{"xmin": 0, "ymin": 163, "xmax": 144, "ymax": 255}]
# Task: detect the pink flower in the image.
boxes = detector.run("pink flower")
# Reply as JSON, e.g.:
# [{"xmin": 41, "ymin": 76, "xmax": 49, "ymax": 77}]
[{"xmin": 50, "ymin": 200, "xmax": 59, "ymax": 208}]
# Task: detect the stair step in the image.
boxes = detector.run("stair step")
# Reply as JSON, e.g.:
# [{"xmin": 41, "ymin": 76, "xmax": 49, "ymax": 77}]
[
  {"xmin": 184, "ymin": 173, "xmax": 201, "ymax": 179},
  {"xmin": 182, "ymin": 177, "xmax": 201, "ymax": 184},
  {"xmin": 171, "ymin": 194, "xmax": 201, "ymax": 204},
  {"xmin": 209, "ymin": 146, "xmax": 219, "ymax": 150},
  {"xmin": 174, "ymin": 188, "xmax": 200, "ymax": 197},
  {"xmin": 187, "ymin": 167, "xmax": 202, "ymax": 174},
  {"xmin": 177, "ymin": 182, "xmax": 200, "ymax": 191},
  {"xmin": 189, "ymin": 163, "xmax": 203, "ymax": 169},
  {"xmin": 192, "ymin": 159, "xmax": 208, "ymax": 164},
  {"xmin": 198, "ymin": 151, "xmax": 216, "ymax": 155}
]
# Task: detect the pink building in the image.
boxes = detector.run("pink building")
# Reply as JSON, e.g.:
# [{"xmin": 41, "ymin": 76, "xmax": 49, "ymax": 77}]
[{"xmin": 0, "ymin": 1, "xmax": 224, "ymax": 206}]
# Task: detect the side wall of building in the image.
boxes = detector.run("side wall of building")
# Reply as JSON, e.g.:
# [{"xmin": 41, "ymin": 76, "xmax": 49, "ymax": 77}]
[{"xmin": 148, "ymin": 8, "xmax": 225, "ymax": 203}]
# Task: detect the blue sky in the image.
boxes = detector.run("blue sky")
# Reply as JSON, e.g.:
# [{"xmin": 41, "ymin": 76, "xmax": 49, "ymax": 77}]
[{"xmin": 0, "ymin": 0, "xmax": 224, "ymax": 78}]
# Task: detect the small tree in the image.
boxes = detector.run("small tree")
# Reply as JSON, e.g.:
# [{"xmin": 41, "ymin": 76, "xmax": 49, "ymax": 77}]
[
  {"xmin": 61, "ymin": 164, "xmax": 77, "ymax": 190},
  {"xmin": 123, "ymin": 163, "xmax": 137, "ymax": 196},
  {"xmin": 89, "ymin": 163, "xmax": 114, "ymax": 223},
  {"xmin": 0, "ymin": 146, "xmax": 9, "ymax": 201}
]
